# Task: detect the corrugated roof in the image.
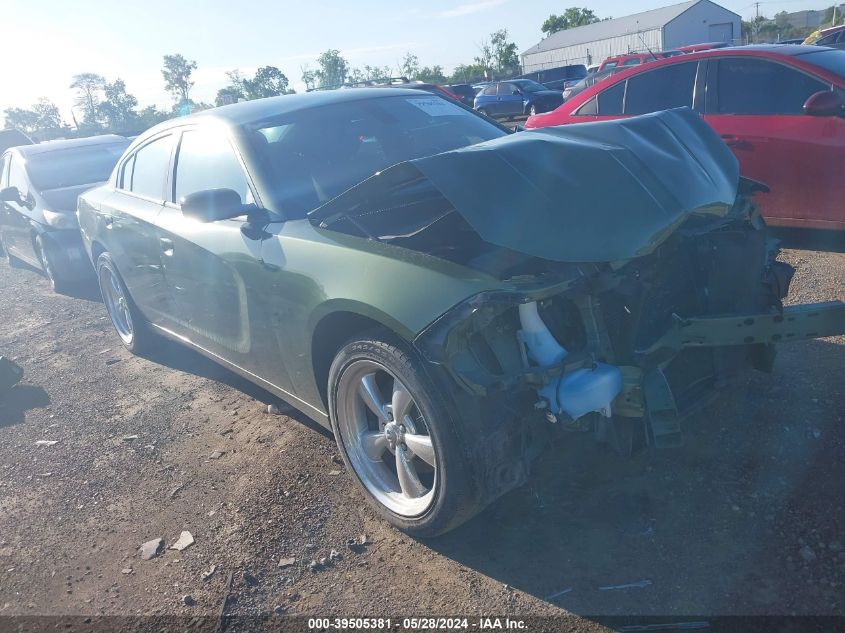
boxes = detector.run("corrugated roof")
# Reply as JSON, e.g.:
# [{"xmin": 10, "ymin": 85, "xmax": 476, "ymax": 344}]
[{"xmin": 523, "ymin": 0, "xmax": 716, "ymax": 56}]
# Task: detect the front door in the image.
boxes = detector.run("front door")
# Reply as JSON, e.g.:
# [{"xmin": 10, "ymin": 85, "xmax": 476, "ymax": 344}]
[{"xmin": 156, "ymin": 127, "xmax": 296, "ymax": 393}]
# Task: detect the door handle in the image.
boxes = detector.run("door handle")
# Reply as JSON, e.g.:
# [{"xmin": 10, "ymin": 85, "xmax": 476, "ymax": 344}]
[
  {"xmin": 721, "ymin": 134, "xmax": 751, "ymax": 149},
  {"xmin": 159, "ymin": 238, "xmax": 174, "ymax": 256}
]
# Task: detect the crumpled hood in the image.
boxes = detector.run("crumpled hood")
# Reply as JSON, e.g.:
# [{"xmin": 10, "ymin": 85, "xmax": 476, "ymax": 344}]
[{"xmin": 310, "ymin": 108, "xmax": 740, "ymax": 263}]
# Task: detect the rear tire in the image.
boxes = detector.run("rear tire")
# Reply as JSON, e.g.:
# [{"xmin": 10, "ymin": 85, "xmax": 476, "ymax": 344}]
[
  {"xmin": 35, "ymin": 235, "xmax": 69, "ymax": 294},
  {"xmin": 96, "ymin": 252, "xmax": 156, "ymax": 355},
  {"xmin": 328, "ymin": 331, "xmax": 481, "ymax": 537}
]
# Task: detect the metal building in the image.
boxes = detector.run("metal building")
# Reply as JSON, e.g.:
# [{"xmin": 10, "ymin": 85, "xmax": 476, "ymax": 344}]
[{"xmin": 521, "ymin": 0, "xmax": 741, "ymax": 72}]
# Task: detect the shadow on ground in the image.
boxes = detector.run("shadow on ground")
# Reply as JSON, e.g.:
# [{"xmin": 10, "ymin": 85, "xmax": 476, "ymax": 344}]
[
  {"xmin": 140, "ymin": 337, "xmax": 328, "ymax": 436},
  {"xmin": 426, "ymin": 338, "xmax": 845, "ymax": 617},
  {"xmin": 0, "ymin": 384, "xmax": 51, "ymax": 427}
]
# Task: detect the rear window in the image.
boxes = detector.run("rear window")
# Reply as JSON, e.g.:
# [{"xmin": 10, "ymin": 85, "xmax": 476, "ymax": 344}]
[{"xmin": 25, "ymin": 142, "xmax": 128, "ymax": 190}]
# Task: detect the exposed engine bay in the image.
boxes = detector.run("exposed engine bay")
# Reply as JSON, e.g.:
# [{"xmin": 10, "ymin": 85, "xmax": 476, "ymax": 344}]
[{"xmin": 309, "ymin": 108, "xmax": 845, "ymax": 451}]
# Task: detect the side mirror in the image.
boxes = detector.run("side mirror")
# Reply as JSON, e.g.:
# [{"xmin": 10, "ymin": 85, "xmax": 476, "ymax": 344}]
[
  {"xmin": 180, "ymin": 188, "xmax": 245, "ymax": 222},
  {"xmin": 803, "ymin": 90, "xmax": 844, "ymax": 117},
  {"xmin": 0, "ymin": 186, "xmax": 21, "ymax": 203},
  {"xmin": 511, "ymin": 89, "xmax": 522, "ymax": 96}
]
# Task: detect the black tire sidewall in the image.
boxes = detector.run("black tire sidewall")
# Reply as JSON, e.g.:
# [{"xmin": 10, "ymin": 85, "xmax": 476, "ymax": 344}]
[{"xmin": 328, "ymin": 333, "xmax": 479, "ymax": 537}]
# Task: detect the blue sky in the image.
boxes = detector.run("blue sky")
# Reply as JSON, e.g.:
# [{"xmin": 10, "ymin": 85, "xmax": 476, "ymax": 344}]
[{"xmin": 0, "ymin": 0, "xmax": 834, "ymax": 123}]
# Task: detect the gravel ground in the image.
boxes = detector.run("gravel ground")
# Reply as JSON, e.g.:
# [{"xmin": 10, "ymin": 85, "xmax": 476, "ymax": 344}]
[{"xmin": 0, "ymin": 246, "xmax": 842, "ymax": 630}]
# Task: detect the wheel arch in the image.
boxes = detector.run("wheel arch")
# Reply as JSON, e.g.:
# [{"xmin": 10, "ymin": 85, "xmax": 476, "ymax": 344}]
[{"xmin": 310, "ymin": 304, "xmax": 414, "ymax": 411}]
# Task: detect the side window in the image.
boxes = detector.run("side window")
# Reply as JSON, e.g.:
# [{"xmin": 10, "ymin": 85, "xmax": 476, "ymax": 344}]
[
  {"xmin": 8, "ymin": 156, "xmax": 28, "ymax": 195},
  {"xmin": 621, "ymin": 58, "xmax": 642, "ymax": 66},
  {"xmin": 598, "ymin": 81, "xmax": 625, "ymax": 115},
  {"xmin": 498, "ymin": 83, "xmax": 514, "ymax": 95},
  {"xmin": 715, "ymin": 58, "xmax": 829, "ymax": 115},
  {"xmin": 174, "ymin": 130, "xmax": 251, "ymax": 204},
  {"xmin": 604, "ymin": 61, "xmax": 618, "ymax": 69},
  {"xmin": 625, "ymin": 62, "xmax": 697, "ymax": 115},
  {"xmin": 816, "ymin": 33, "xmax": 840, "ymax": 46},
  {"xmin": 575, "ymin": 96, "xmax": 598, "ymax": 115},
  {"xmin": 481, "ymin": 84, "xmax": 497, "ymax": 96},
  {"xmin": 129, "ymin": 135, "xmax": 174, "ymax": 199}
]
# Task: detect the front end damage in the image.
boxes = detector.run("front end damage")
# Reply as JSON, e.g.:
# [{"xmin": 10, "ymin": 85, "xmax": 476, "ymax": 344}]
[{"xmin": 310, "ymin": 108, "xmax": 845, "ymax": 500}]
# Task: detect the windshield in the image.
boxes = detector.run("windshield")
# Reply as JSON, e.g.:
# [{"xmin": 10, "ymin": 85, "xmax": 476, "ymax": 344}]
[
  {"xmin": 513, "ymin": 80, "xmax": 546, "ymax": 92},
  {"xmin": 248, "ymin": 94, "xmax": 507, "ymax": 218},
  {"xmin": 26, "ymin": 142, "xmax": 129, "ymax": 190},
  {"xmin": 799, "ymin": 49, "xmax": 845, "ymax": 78}
]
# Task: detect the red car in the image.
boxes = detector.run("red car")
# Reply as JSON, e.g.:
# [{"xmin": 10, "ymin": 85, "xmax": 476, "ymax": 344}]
[
  {"xmin": 596, "ymin": 51, "xmax": 681, "ymax": 72},
  {"xmin": 526, "ymin": 45, "xmax": 845, "ymax": 231}
]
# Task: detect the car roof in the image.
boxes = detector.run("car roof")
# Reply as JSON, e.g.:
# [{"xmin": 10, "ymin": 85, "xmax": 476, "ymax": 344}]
[
  {"xmin": 14, "ymin": 134, "xmax": 128, "ymax": 158},
  {"xmin": 164, "ymin": 88, "xmax": 429, "ymax": 129}
]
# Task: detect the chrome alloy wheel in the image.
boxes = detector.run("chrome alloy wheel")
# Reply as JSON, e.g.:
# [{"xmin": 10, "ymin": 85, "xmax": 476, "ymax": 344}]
[
  {"xmin": 100, "ymin": 266, "xmax": 134, "ymax": 345},
  {"xmin": 336, "ymin": 359, "xmax": 438, "ymax": 517}
]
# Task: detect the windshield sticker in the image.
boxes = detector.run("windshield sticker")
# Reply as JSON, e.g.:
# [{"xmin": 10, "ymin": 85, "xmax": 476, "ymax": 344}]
[{"xmin": 407, "ymin": 96, "xmax": 467, "ymax": 116}]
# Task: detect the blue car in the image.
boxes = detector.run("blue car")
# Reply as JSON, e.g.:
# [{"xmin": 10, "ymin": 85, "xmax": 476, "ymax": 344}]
[{"xmin": 473, "ymin": 79, "xmax": 564, "ymax": 119}]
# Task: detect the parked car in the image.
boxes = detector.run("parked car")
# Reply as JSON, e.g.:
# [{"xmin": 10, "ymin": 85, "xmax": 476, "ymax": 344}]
[
  {"xmin": 78, "ymin": 89, "xmax": 844, "ymax": 535},
  {"xmin": 0, "ymin": 129, "xmax": 32, "ymax": 155},
  {"xmin": 562, "ymin": 67, "xmax": 627, "ymax": 102},
  {"xmin": 446, "ymin": 84, "xmax": 476, "ymax": 107},
  {"xmin": 804, "ymin": 24, "xmax": 845, "ymax": 49},
  {"xmin": 0, "ymin": 135, "xmax": 129, "ymax": 291},
  {"xmin": 597, "ymin": 50, "xmax": 681, "ymax": 72},
  {"xmin": 474, "ymin": 79, "xmax": 564, "ymax": 118},
  {"xmin": 526, "ymin": 45, "xmax": 845, "ymax": 231},
  {"xmin": 517, "ymin": 64, "xmax": 587, "ymax": 91}
]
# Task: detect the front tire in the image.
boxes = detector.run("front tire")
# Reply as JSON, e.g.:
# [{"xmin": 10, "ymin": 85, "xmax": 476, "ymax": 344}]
[
  {"xmin": 96, "ymin": 252, "xmax": 156, "ymax": 354},
  {"xmin": 328, "ymin": 333, "xmax": 481, "ymax": 537}
]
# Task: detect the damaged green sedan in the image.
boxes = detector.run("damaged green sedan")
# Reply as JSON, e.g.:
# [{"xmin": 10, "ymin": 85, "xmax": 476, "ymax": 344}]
[{"xmin": 77, "ymin": 90, "xmax": 845, "ymax": 536}]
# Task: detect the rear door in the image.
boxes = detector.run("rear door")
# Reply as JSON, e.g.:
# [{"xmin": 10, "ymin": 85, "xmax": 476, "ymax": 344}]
[
  {"xmin": 703, "ymin": 56, "xmax": 844, "ymax": 228},
  {"xmin": 107, "ymin": 133, "xmax": 180, "ymax": 327}
]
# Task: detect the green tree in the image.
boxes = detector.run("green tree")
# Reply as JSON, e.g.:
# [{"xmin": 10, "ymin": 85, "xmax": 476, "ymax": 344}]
[
  {"xmin": 491, "ymin": 29, "xmax": 520, "ymax": 76},
  {"xmin": 301, "ymin": 64, "xmax": 318, "ymax": 90},
  {"xmin": 315, "ymin": 49, "xmax": 349, "ymax": 89},
  {"xmin": 138, "ymin": 105, "xmax": 170, "ymax": 129},
  {"xmin": 541, "ymin": 7, "xmax": 600, "ymax": 36},
  {"xmin": 474, "ymin": 38, "xmax": 494, "ymax": 78},
  {"xmin": 70, "ymin": 72, "xmax": 106, "ymax": 127},
  {"xmin": 3, "ymin": 107, "xmax": 39, "ymax": 134},
  {"xmin": 3, "ymin": 99, "xmax": 68, "ymax": 140},
  {"xmin": 449, "ymin": 63, "xmax": 488, "ymax": 84},
  {"xmin": 400, "ymin": 52, "xmax": 420, "ymax": 79},
  {"xmin": 162, "ymin": 53, "xmax": 197, "ymax": 103},
  {"xmin": 244, "ymin": 66, "xmax": 292, "ymax": 98},
  {"xmin": 822, "ymin": 5, "xmax": 845, "ymax": 26},
  {"xmin": 417, "ymin": 65, "xmax": 448, "ymax": 84},
  {"xmin": 98, "ymin": 79, "xmax": 139, "ymax": 133}
]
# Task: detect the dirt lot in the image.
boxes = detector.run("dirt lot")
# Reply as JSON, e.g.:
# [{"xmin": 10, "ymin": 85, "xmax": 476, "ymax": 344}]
[{"xmin": 0, "ymin": 245, "xmax": 843, "ymax": 629}]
